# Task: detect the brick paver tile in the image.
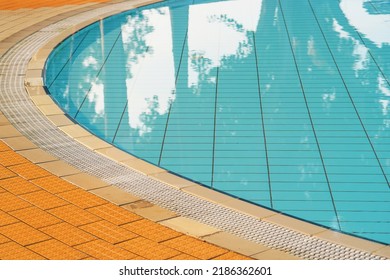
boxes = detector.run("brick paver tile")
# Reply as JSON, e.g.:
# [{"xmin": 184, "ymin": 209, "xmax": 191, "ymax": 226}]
[
  {"xmin": 121, "ymin": 219, "xmax": 182, "ymax": 242},
  {"xmin": 75, "ymin": 240, "xmax": 138, "ymax": 260},
  {"xmin": 40, "ymin": 222, "xmax": 96, "ymax": 246},
  {"xmin": 0, "ymin": 150, "xmax": 29, "ymax": 166},
  {"xmin": 118, "ymin": 237, "xmax": 180, "ymax": 260},
  {"xmin": 132, "ymin": 256, "xmax": 148, "ymax": 260},
  {"xmin": 0, "ymin": 241, "xmax": 45, "ymax": 260},
  {"xmin": 168, "ymin": 254, "xmax": 200, "ymax": 260},
  {"xmin": 20, "ymin": 190, "xmax": 68, "ymax": 210},
  {"xmin": 0, "ymin": 210, "xmax": 18, "ymax": 226},
  {"xmin": 0, "ymin": 192, "xmax": 31, "ymax": 212},
  {"xmin": 161, "ymin": 236, "xmax": 228, "ymax": 260},
  {"xmin": 57, "ymin": 189, "xmax": 107, "ymax": 209},
  {"xmin": 0, "ymin": 177, "xmax": 41, "ymax": 195},
  {"xmin": 0, "ymin": 234, "xmax": 10, "ymax": 244},
  {"xmin": 9, "ymin": 162, "xmax": 51, "ymax": 180},
  {"xmin": 49, "ymin": 204, "xmax": 101, "ymax": 226},
  {"xmin": 28, "ymin": 239, "xmax": 88, "ymax": 260},
  {"xmin": 0, "ymin": 165, "xmax": 16, "ymax": 180},
  {"xmin": 10, "ymin": 207, "xmax": 61, "ymax": 228},
  {"xmin": 87, "ymin": 203, "xmax": 142, "ymax": 226},
  {"xmin": 31, "ymin": 175, "xmax": 77, "ymax": 194},
  {"xmin": 0, "ymin": 0, "xmax": 113, "ymax": 10},
  {"xmin": 0, "ymin": 222, "xmax": 50, "ymax": 246},
  {"xmin": 80, "ymin": 220, "xmax": 137, "ymax": 244},
  {"xmin": 213, "ymin": 251, "xmax": 253, "ymax": 260},
  {"xmin": 0, "ymin": 141, "xmax": 11, "ymax": 152}
]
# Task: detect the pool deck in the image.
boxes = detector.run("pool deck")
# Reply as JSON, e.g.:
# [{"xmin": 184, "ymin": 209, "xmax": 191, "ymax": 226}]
[{"xmin": 0, "ymin": 0, "xmax": 389, "ymax": 260}]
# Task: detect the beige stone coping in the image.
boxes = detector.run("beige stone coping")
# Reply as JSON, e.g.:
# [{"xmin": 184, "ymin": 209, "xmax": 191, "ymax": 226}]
[{"xmin": 13, "ymin": 0, "xmax": 389, "ymax": 260}]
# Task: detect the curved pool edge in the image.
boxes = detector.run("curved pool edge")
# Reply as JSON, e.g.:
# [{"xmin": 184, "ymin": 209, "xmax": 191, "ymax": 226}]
[{"xmin": 13, "ymin": 0, "xmax": 390, "ymax": 259}]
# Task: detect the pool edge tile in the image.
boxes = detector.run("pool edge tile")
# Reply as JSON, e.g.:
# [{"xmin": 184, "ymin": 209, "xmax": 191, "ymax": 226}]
[
  {"xmin": 264, "ymin": 214, "xmax": 328, "ymax": 236},
  {"xmin": 150, "ymin": 172, "xmax": 198, "ymax": 190},
  {"xmin": 182, "ymin": 185, "xmax": 238, "ymax": 204},
  {"xmin": 89, "ymin": 186, "xmax": 141, "ymax": 206},
  {"xmin": 17, "ymin": 148, "xmax": 59, "ymax": 164},
  {"xmin": 315, "ymin": 230, "xmax": 387, "ymax": 254},
  {"xmin": 38, "ymin": 160, "xmax": 82, "ymax": 177},
  {"xmin": 122, "ymin": 201, "xmax": 179, "ymax": 222},
  {"xmin": 61, "ymin": 173, "xmax": 110, "ymax": 191},
  {"xmin": 121, "ymin": 158, "xmax": 167, "ymax": 176},
  {"xmin": 252, "ymin": 249, "xmax": 302, "ymax": 260},
  {"xmin": 159, "ymin": 217, "xmax": 221, "ymax": 238},
  {"xmin": 95, "ymin": 147, "xmax": 136, "ymax": 162},
  {"xmin": 2, "ymin": 136, "xmax": 38, "ymax": 151},
  {"xmin": 59, "ymin": 124, "xmax": 91, "ymax": 138},
  {"xmin": 373, "ymin": 246, "xmax": 390, "ymax": 259}
]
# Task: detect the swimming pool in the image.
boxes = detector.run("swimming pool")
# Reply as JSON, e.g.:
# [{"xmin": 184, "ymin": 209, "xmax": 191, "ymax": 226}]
[{"xmin": 44, "ymin": 0, "xmax": 390, "ymax": 244}]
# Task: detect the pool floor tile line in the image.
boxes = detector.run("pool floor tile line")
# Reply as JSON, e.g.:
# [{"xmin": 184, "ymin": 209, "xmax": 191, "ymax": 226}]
[
  {"xmin": 306, "ymin": 0, "xmax": 390, "ymax": 190},
  {"xmin": 277, "ymin": 0, "xmax": 341, "ymax": 231},
  {"xmin": 0, "ymin": 0, "xmax": 389, "ymax": 260},
  {"xmin": 157, "ymin": 30, "xmax": 190, "ymax": 166}
]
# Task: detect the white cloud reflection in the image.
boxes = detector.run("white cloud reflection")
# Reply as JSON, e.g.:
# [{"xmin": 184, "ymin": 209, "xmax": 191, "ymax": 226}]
[
  {"xmin": 188, "ymin": 0, "xmax": 262, "ymax": 89},
  {"xmin": 119, "ymin": 0, "xmax": 263, "ymax": 135},
  {"xmin": 339, "ymin": 0, "xmax": 390, "ymax": 47},
  {"xmin": 332, "ymin": 19, "xmax": 369, "ymax": 74},
  {"xmin": 121, "ymin": 7, "xmax": 176, "ymax": 135}
]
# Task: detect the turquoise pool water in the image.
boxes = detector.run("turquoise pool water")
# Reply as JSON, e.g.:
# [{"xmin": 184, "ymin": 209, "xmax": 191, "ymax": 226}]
[{"xmin": 45, "ymin": 0, "xmax": 390, "ymax": 244}]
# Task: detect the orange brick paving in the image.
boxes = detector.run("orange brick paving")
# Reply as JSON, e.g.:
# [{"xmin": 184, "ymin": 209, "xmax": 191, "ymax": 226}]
[
  {"xmin": 31, "ymin": 175, "xmax": 78, "ymax": 194},
  {"xmin": 20, "ymin": 190, "xmax": 69, "ymax": 210},
  {"xmin": 48, "ymin": 204, "xmax": 101, "ymax": 226},
  {"xmin": 0, "ymin": 177, "xmax": 41, "ymax": 195},
  {"xmin": 0, "ymin": 222, "xmax": 50, "ymax": 246},
  {"xmin": 0, "ymin": 140, "xmax": 252, "ymax": 260},
  {"xmin": 8, "ymin": 163, "xmax": 52, "ymax": 180},
  {"xmin": 0, "ymin": 234, "xmax": 10, "ymax": 244},
  {"xmin": 27, "ymin": 239, "xmax": 88, "ymax": 260},
  {"xmin": 161, "ymin": 236, "xmax": 230, "ymax": 260},
  {"xmin": 10, "ymin": 207, "xmax": 61, "ymax": 228},
  {"xmin": 0, "ymin": 242, "xmax": 46, "ymax": 260},
  {"xmin": 87, "ymin": 203, "xmax": 142, "ymax": 225},
  {"xmin": 122, "ymin": 219, "xmax": 183, "ymax": 242},
  {"xmin": 0, "ymin": 0, "xmax": 113, "ymax": 10}
]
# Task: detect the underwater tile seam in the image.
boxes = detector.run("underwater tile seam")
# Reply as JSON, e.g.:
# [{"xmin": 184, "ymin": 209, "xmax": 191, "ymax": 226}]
[{"xmin": 0, "ymin": 0, "xmax": 388, "ymax": 260}]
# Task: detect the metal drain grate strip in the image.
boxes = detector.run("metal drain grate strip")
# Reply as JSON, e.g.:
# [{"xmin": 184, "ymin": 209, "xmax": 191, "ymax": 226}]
[{"xmin": 0, "ymin": 1, "xmax": 386, "ymax": 260}]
